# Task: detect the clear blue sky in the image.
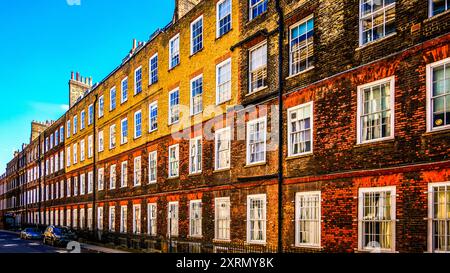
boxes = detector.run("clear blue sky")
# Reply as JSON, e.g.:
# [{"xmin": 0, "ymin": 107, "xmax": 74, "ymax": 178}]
[{"xmin": 0, "ymin": 0, "xmax": 174, "ymax": 172}]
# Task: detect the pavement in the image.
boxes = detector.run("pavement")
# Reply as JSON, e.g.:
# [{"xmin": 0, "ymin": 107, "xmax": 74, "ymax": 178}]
[{"xmin": 0, "ymin": 230, "xmax": 127, "ymax": 253}]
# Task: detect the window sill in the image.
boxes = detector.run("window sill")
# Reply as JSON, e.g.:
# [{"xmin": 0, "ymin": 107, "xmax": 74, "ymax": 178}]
[
  {"xmin": 167, "ymin": 176, "xmax": 179, "ymax": 180},
  {"xmin": 425, "ymin": 9, "xmax": 450, "ymax": 22},
  {"xmin": 188, "ymin": 172, "xmax": 202, "ymax": 177},
  {"xmin": 246, "ymin": 86, "xmax": 268, "ymax": 96},
  {"xmin": 355, "ymin": 248, "xmax": 398, "ymax": 254},
  {"xmin": 245, "ymin": 162, "xmax": 266, "ymax": 168},
  {"xmin": 168, "ymin": 63, "xmax": 180, "ymax": 72},
  {"xmin": 213, "ymin": 168, "xmax": 230, "ymax": 173},
  {"xmin": 354, "ymin": 137, "xmax": 395, "ymax": 147},
  {"xmin": 216, "ymin": 99, "xmax": 231, "ymax": 106},
  {"xmin": 423, "ymin": 126, "xmax": 450, "ymax": 136},
  {"xmin": 215, "ymin": 28, "xmax": 233, "ymax": 41},
  {"xmin": 292, "ymin": 244, "xmax": 323, "ymax": 250},
  {"xmin": 245, "ymin": 241, "xmax": 267, "ymax": 246},
  {"xmin": 213, "ymin": 239, "xmax": 231, "ymax": 243},
  {"xmin": 286, "ymin": 152, "xmax": 313, "ymax": 161},
  {"xmin": 189, "ymin": 47, "xmax": 204, "ymax": 58},
  {"xmin": 356, "ymin": 32, "xmax": 397, "ymax": 51},
  {"xmin": 286, "ymin": 66, "xmax": 315, "ymax": 80},
  {"xmin": 149, "ymin": 128, "xmax": 158, "ymax": 134}
]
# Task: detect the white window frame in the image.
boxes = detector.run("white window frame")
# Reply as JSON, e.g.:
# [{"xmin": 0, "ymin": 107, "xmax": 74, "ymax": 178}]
[
  {"xmin": 289, "ymin": 15, "xmax": 314, "ymax": 76},
  {"xmin": 134, "ymin": 110, "xmax": 142, "ymax": 139},
  {"xmin": 109, "ymin": 206, "xmax": 116, "ymax": 232},
  {"xmin": 168, "ymin": 144, "xmax": 179, "ymax": 178},
  {"xmin": 427, "ymin": 181, "xmax": 450, "ymax": 253},
  {"xmin": 149, "ymin": 101, "xmax": 158, "ymax": 132},
  {"xmin": 248, "ymin": 41, "xmax": 268, "ymax": 94},
  {"xmin": 121, "ymin": 77, "xmax": 128, "ymax": 104},
  {"xmin": 215, "ymin": 197, "xmax": 231, "ymax": 241},
  {"xmin": 73, "ymin": 115, "xmax": 78, "ymax": 134},
  {"xmin": 147, "ymin": 203, "xmax": 157, "ymax": 236},
  {"xmin": 189, "ymin": 200, "xmax": 202, "ymax": 237},
  {"xmin": 168, "ymin": 201, "xmax": 179, "ymax": 237},
  {"xmin": 216, "ymin": 58, "xmax": 232, "ymax": 105},
  {"xmin": 426, "ymin": 57, "xmax": 450, "ymax": 132},
  {"xmin": 109, "ymin": 124, "xmax": 116, "ymax": 149},
  {"xmin": 98, "ymin": 207, "xmax": 103, "ymax": 231},
  {"xmin": 358, "ymin": 0, "xmax": 396, "ymax": 46},
  {"xmin": 121, "ymin": 118, "xmax": 128, "ymax": 144},
  {"xmin": 215, "ymin": 127, "xmax": 231, "ymax": 171},
  {"xmin": 110, "ymin": 165, "xmax": 116, "ymax": 190},
  {"xmin": 80, "ymin": 110, "xmax": 86, "ymax": 130},
  {"xmin": 120, "ymin": 205, "xmax": 127, "ymax": 233},
  {"xmin": 249, "ymin": 0, "xmax": 268, "ymax": 20},
  {"xmin": 295, "ymin": 191, "xmax": 321, "ymax": 248},
  {"xmin": 356, "ymin": 76, "xmax": 395, "ymax": 144},
  {"xmin": 99, "ymin": 95, "xmax": 104, "ymax": 118},
  {"xmin": 121, "ymin": 161, "xmax": 128, "ymax": 188},
  {"xmin": 246, "ymin": 194, "xmax": 267, "ymax": 244},
  {"xmin": 190, "ymin": 74, "xmax": 203, "ymax": 116},
  {"xmin": 98, "ymin": 168, "xmax": 104, "ymax": 191},
  {"xmin": 149, "ymin": 151, "xmax": 157, "ymax": 184},
  {"xmin": 88, "ymin": 104, "xmax": 93, "ymax": 125},
  {"xmin": 189, "ymin": 136, "xmax": 202, "ymax": 174},
  {"xmin": 149, "ymin": 53, "xmax": 158, "ymax": 85},
  {"xmin": 67, "ymin": 121, "xmax": 71, "ymax": 138},
  {"xmin": 358, "ymin": 186, "xmax": 396, "ymax": 253},
  {"xmin": 98, "ymin": 130, "xmax": 104, "ymax": 152},
  {"xmin": 287, "ymin": 102, "xmax": 314, "ymax": 157},
  {"xmin": 429, "ymin": 0, "xmax": 450, "ymax": 17},
  {"xmin": 87, "ymin": 171, "xmax": 93, "ymax": 194},
  {"xmin": 216, "ymin": 0, "xmax": 232, "ymax": 38},
  {"xmin": 88, "ymin": 135, "xmax": 93, "ymax": 158},
  {"xmin": 134, "ymin": 66, "xmax": 143, "ymax": 95},
  {"xmin": 246, "ymin": 116, "xmax": 267, "ymax": 165},
  {"xmin": 169, "ymin": 34, "xmax": 180, "ymax": 69},
  {"xmin": 110, "ymin": 87, "xmax": 117, "ymax": 111},
  {"xmin": 168, "ymin": 88, "xmax": 180, "ymax": 125},
  {"xmin": 190, "ymin": 15, "xmax": 204, "ymax": 55},
  {"xmin": 132, "ymin": 204, "xmax": 141, "ymax": 234},
  {"xmin": 133, "ymin": 156, "xmax": 142, "ymax": 187}
]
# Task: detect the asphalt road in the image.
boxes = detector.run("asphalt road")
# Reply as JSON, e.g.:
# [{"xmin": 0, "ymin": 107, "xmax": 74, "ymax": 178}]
[{"xmin": 0, "ymin": 230, "xmax": 86, "ymax": 253}]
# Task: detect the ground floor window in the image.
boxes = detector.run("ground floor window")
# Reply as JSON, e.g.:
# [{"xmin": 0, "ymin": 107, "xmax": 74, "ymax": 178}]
[
  {"xmin": 295, "ymin": 191, "xmax": 321, "ymax": 247},
  {"xmin": 429, "ymin": 182, "xmax": 450, "ymax": 253}
]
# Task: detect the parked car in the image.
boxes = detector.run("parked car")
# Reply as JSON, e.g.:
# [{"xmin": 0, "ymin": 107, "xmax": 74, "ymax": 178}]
[
  {"xmin": 43, "ymin": 226, "xmax": 77, "ymax": 247},
  {"xmin": 20, "ymin": 228, "xmax": 43, "ymax": 240}
]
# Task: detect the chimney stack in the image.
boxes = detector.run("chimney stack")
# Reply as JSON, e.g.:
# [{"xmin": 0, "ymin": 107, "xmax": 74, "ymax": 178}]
[{"xmin": 69, "ymin": 71, "xmax": 93, "ymax": 108}]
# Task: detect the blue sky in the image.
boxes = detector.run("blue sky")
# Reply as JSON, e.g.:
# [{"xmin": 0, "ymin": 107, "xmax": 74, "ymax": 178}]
[{"xmin": 0, "ymin": 0, "xmax": 174, "ymax": 172}]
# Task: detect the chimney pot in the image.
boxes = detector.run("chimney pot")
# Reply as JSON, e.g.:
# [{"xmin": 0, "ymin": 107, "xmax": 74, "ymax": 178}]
[
  {"xmin": 133, "ymin": 39, "xmax": 137, "ymax": 50},
  {"xmin": 71, "ymin": 71, "xmax": 74, "ymax": 80},
  {"xmin": 76, "ymin": 72, "xmax": 80, "ymax": 81}
]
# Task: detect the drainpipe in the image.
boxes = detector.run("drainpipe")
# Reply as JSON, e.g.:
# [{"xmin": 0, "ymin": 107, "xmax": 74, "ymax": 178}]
[
  {"xmin": 275, "ymin": 0, "xmax": 284, "ymax": 254},
  {"xmin": 38, "ymin": 134, "xmax": 42, "ymax": 226},
  {"xmin": 93, "ymin": 94, "xmax": 98, "ymax": 240}
]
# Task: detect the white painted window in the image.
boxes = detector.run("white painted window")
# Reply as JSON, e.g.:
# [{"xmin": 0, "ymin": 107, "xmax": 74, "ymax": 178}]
[
  {"xmin": 80, "ymin": 110, "xmax": 86, "ymax": 130},
  {"xmin": 121, "ymin": 161, "xmax": 128, "ymax": 187},
  {"xmin": 426, "ymin": 58, "xmax": 450, "ymax": 132},
  {"xmin": 88, "ymin": 171, "xmax": 93, "ymax": 194},
  {"xmin": 67, "ymin": 178, "xmax": 71, "ymax": 197},
  {"xmin": 216, "ymin": 58, "xmax": 231, "ymax": 104},
  {"xmin": 80, "ymin": 173, "xmax": 85, "ymax": 195},
  {"xmin": 168, "ymin": 202, "xmax": 179, "ymax": 237},
  {"xmin": 246, "ymin": 117, "xmax": 267, "ymax": 165},
  {"xmin": 215, "ymin": 127, "xmax": 231, "ymax": 170},
  {"xmin": 120, "ymin": 205, "xmax": 127, "ymax": 233},
  {"xmin": 358, "ymin": 186, "xmax": 396, "ymax": 252},
  {"xmin": 134, "ymin": 110, "xmax": 142, "ymax": 139},
  {"xmin": 189, "ymin": 200, "xmax": 202, "ymax": 237},
  {"xmin": 73, "ymin": 143, "xmax": 78, "ymax": 164},
  {"xmin": 295, "ymin": 191, "xmax": 321, "ymax": 247},
  {"xmin": 189, "ymin": 137, "xmax": 202, "ymax": 174},
  {"xmin": 169, "ymin": 89, "xmax": 180, "ymax": 125},
  {"xmin": 88, "ymin": 104, "xmax": 93, "ymax": 125},
  {"xmin": 429, "ymin": 0, "xmax": 449, "ymax": 17},
  {"xmin": 80, "ymin": 208, "xmax": 85, "ymax": 229},
  {"xmin": 288, "ymin": 102, "xmax": 313, "ymax": 157},
  {"xmin": 88, "ymin": 135, "xmax": 93, "ymax": 158},
  {"xmin": 55, "ymin": 209, "xmax": 59, "ymax": 227},
  {"xmin": 60, "ymin": 180, "xmax": 64, "ymax": 198},
  {"xmin": 357, "ymin": 77, "xmax": 395, "ymax": 144},
  {"xmin": 217, "ymin": 0, "xmax": 232, "ymax": 37},
  {"xmin": 99, "ymin": 95, "xmax": 104, "ymax": 118},
  {"xmin": 190, "ymin": 75, "xmax": 203, "ymax": 115},
  {"xmin": 169, "ymin": 34, "xmax": 180, "ymax": 69},
  {"xmin": 191, "ymin": 15, "xmax": 203, "ymax": 55},
  {"xmin": 98, "ymin": 130, "xmax": 104, "ymax": 152},
  {"xmin": 168, "ymin": 144, "xmax": 179, "ymax": 178},
  {"xmin": 67, "ymin": 209, "xmax": 71, "ymax": 227},
  {"xmin": 134, "ymin": 66, "xmax": 142, "ymax": 95},
  {"xmin": 73, "ymin": 209, "xmax": 78, "ymax": 229},
  {"xmin": 98, "ymin": 168, "xmax": 104, "ymax": 191},
  {"xmin": 359, "ymin": 0, "xmax": 396, "ymax": 46},
  {"xmin": 109, "ymin": 206, "xmax": 116, "ymax": 232},
  {"xmin": 133, "ymin": 156, "xmax": 141, "ymax": 186},
  {"xmin": 428, "ymin": 182, "xmax": 450, "ymax": 253},
  {"xmin": 121, "ymin": 77, "xmax": 128, "ymax": 103},
  {"xmin": 215, "ymin": 197, "xmax": 230, "ymax": 241},
  {"xmin": 149, "ymin": 151, "xmax": 157, "ymax": 184},
  {"xmin": 110, "ymin": 165, "xmax": 116, "ymax": 190},
  {"xmin": 98, "ymin": 207, "xmax": 103, "ymax": 231},
  {"xmin": 148, "ymin": 203, "xmax": 157, "ymax": 236},
  {"xmin": 132, "ymin": 204, "xmax": 141, "ymax": 234},
  {"xmin": 110, "ymin": 87, "xmax": 117, "ymax": 111},
  {"xmin": 87, "ymin": 208, "xmax": 93, "ymax": 230},
  {"xmin": 249, "ymin": 0, "xmax": 268, "ymax": 20},
  {"xmin": 66, "ymin": 147, "xmax": 71, "ymax": 167},
  {"xmin": 289, "ymin": 16, "xmax": 314, "ymax": 76},
  {"xmin": 247, "ymin": 194, "xmax": 266, "ymax": 243},
  {"xmin": 67, "ymin": 121, "xmax": 71, "ymax": 138},
  {"xmin": 249, "ymin": 42, "xmax": 267, "ymax": 93},
  {"xmin": 109, "ymin": 124, "xmax": 116, "ymax": 149},
  {"xmin": 60, "ymin": 126, "xmax": 64, "ymax": 142},
  {"xmin": 80, "ymin": 140, "xmax": 85, "ymax": 162},
  {"xmin": 121, "ymin": 118, "xmax": 128, "ymax": 144},
  {"xmin": 149, "ymin": 53, "xmax": 158, "ymax": 85},
  {"xmin": 149, "ymin": 101, "xmax": 158, "ymax": 132},
  {"xmin": 73, "ymin": 177, "xmax": 78, "ymax": 196},
  {"xmin": 73, "ymin": 115, "xmax": 78, "ymax": 134}
]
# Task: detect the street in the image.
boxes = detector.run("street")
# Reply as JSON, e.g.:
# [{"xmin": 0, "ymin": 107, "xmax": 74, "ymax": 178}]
[{"xmin": 0, "ymin": 230, "xmax": 88, "ymax": 253}]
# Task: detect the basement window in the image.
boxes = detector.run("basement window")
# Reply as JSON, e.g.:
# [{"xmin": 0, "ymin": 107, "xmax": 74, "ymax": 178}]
[{"xmin": 359, "ymin": 0, "xmax": 396, "ymax": 46}]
